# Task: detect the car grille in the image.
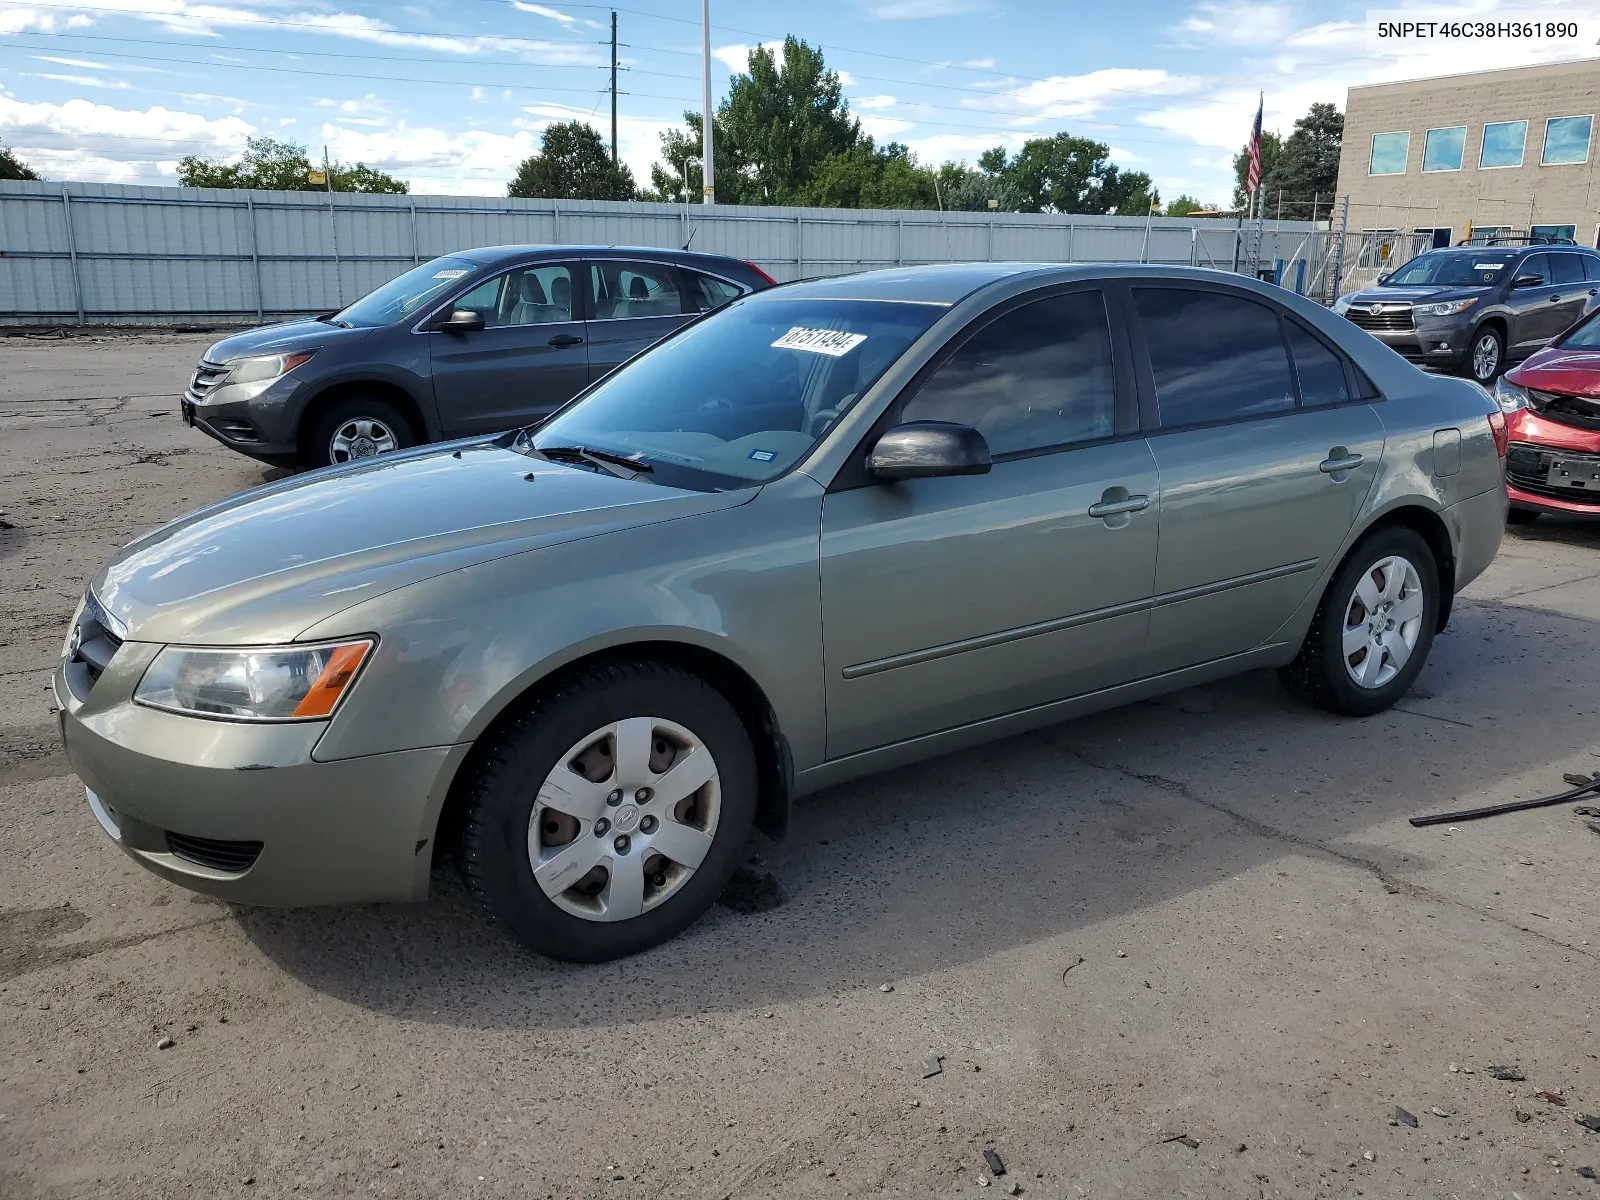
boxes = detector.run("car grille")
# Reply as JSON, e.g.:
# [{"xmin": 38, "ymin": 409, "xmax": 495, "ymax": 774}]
[
  {"xmin": 187, "ymin": 359, "xmax": 229, "ymax": 399},
  {"xmin": 1344, "ymin": 306, "xmax": 1416, "ymax": 332},
  {"xmin": 1530, "ymin": 387, "xmax": 1600, "ymax": 432},
  {"xmin": 65, "ymin": 595, "xmax": 125, "ymax": 699},
  {"xmin": 165, "ymin": 832, "xmax": 263, "ymax": 873},
  {"xmin": 1506, "ymin": 441, "xmax": 1600, "ymax": 507}
]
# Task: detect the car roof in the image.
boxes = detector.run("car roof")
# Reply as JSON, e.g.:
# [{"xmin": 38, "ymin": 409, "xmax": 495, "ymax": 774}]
[{"xmin": 453, "ymin": 244, "xmax": 745, "ymax": 269}]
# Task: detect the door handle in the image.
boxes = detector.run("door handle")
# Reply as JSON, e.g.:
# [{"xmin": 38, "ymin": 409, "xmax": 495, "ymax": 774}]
[
  {"xmin": 1087, "ymin": 494, "xmax": 1151, "ymax": 519},
  {"xmin": 1548, "ymin": 295, "xmax": 1563, "ymax": 303},
  {"xmin": 547, "ymin": 334, "xmax": 584, "ymax": 348},
  {"xmin": 1320, "ymin": 450, "xmax": 1365, "ymax": 474}
]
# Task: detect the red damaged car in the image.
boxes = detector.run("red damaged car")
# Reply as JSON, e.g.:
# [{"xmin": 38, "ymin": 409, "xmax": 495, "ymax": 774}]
[{"xmin": 1496, "ymin": 308, "xmax": 1600, "ymax": 523}]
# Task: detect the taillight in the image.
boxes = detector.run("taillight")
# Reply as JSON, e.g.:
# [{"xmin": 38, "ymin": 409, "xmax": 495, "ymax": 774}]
[
  {"xmin": 742, "ymin": 260, "xmax": 778, "ymax": 287},
  {"xmin": 1488, "ymin": 410, "xmax": 1509, "ymax": 458}
]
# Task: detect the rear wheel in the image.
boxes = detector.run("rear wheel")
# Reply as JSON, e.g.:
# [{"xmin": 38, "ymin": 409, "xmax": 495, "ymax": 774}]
[
  {"xmin": 461, "ymin": 662, "xmax": 757, "ymax": 962},
  {"xmin": 1279, "ymin": 526, "xmax": 1440, "ymax": 717},
  {"xmin": 1465, "ymin": 326, "xmax": 1504, "ymax": 384},
  {"xmin": 303, "ymin": 395, "xmax": 416, "ymax": 468}
]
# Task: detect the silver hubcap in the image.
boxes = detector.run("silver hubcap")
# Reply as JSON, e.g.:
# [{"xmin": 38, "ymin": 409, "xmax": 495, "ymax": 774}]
[
  {"xmin": 1342, "ymin": 554, "xmax": 1425, "ymax": 689},
  {"xmin": 1472, "ymin": 334, "xmax": 1500, "ymax": 380},
  {"xmin": 329, "ymin": 417, "xmax": 398, "ymax": 463},
  {"xmin": 528, "ymin": 717, "xmax": 721, "ymax": 922}
]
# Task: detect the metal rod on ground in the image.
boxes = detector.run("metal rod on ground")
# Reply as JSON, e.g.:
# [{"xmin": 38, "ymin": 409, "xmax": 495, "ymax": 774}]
[
  {"xmin": 610, "ymin": 11, "xmax": 618, "ymax": 166},
  {"xmin": 700, "ymin": 0, "xmax": 713, "ymax": 205},
  {"xmin": 1410, "ymin": 775, "xmax": 1600, "ymax": 827}
]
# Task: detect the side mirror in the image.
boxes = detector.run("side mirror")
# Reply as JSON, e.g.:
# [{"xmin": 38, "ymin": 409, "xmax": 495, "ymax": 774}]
[
  {"xmin": 1377, "ymin": 273, "xmax": 1392, "ymax": 285},
  {"xmin": 867, "ymin": 421, "xmax": 991, "ymax": 482},
  {"xmin": 1511, "ymin": 274, "xmax": 1544, "ymax": 289},
  {"xmin": 441, "ymin": 308, "xmax": 486, "ymax": 333}
]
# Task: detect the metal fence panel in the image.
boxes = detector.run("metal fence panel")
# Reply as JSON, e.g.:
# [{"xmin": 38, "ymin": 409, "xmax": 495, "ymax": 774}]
[{"xmin": 0, "ymin": 180, "xmax": 1329, "ymax": 323}]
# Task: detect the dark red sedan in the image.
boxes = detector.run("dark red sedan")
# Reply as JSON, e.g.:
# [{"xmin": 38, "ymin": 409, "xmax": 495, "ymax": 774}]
[{"xmin": 1496, "ymin": 309, "xmax": 1600, "ymax": 522}]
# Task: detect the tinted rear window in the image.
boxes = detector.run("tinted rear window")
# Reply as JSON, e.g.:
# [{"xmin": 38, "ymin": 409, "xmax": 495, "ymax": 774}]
[
  {"xmin": 1134, "ymin": 288, "xmax": 1296, "ymax": 427},
  {"xmin": 1551, "ymin": 253, "xmax": 1586, "ymax": 285}
]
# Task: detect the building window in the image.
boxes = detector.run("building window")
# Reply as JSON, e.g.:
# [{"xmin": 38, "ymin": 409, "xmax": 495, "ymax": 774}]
[
  {"xmin": 1531, "ymin": 224, "xmax": 1577, "ymax": 243},
  {"xmin": 1422, "ymin": 126, "xmax": 1466, "ymax": 171},
  {"xmin": 1542, "ymin": 115, "xmax": 1593, "ymax": 165},
  {"xmin": 1369, "ymin": 131, "xmax": 1409, "ymax": 175},
  {"xmin": 1480, "ymin": 120, "xmax": 1527, "ymax": 168},
  {"xmin": 1467, "ymin": 225, "xmax": 1511, "ymax": 245}
]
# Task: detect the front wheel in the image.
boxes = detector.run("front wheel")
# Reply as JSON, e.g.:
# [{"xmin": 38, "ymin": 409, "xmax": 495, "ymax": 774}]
[
  {"xmin": 1465, "ymin": 326, "xmax": 1505, "ymax": 384},
  {"xmin": 303, "ymin": 395, "xmax": 416, "ymax": 468},
  {"xmin": 1279, "ymin": 527, "xmax": 1440, "ymax": 717},
  {"xmin": 461, "ymin": 662, "xmax": 757, "ymax": 962}
]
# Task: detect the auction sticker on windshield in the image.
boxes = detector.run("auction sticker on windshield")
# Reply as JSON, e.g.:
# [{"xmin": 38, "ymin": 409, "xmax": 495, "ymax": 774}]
[
  {"xmin": 433, "ymin": 269, "xmax": 469, "ymax": 279},
  {"xmin": 772, "ymin": 327, "xmax": 868, "ymax": 356}
]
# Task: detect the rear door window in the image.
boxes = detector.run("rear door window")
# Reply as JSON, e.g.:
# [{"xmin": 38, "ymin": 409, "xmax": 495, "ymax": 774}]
[
  {"xmin": 900, "ymin": 290, "xmax": 1116, "ymax": 456},
  {"xmin": 1133, "ymin": 288, "xmax": 1296, "ymax": 426},
  {"xmin": 1550, "ymin": 253, "xmax": 1586, "ymax": 285},
  {"xmin": 591, "ymin": 261, "xmax": 688, "ymax": 319},
  {"xmin": 1584, "ymin": 255, "xmax": 1600, "ymax": 282}
]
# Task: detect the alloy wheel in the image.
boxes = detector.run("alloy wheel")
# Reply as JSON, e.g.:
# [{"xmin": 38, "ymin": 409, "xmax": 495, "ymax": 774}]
[
  {"xmin": 1341, "ymin": 554, "xmax": 1425, "ymax": 689},
  {"xmin": 1471, "ymin": 332, "xmax": 1500, "ymax": 381},
  {"xmin": 528, "ymin": 717, "xmax": 721, "ymax": 922},
  {"xmin": 328, "ymin": 417, "xmax": 399, "ymax": 463}
]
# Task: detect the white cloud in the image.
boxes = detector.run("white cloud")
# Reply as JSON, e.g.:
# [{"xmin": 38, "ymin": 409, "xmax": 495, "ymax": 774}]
[
  {"xmin": 856, "ymin": 94, "xmax": 898, "ymax": 111},
  {"xmin": 510, "ymin": 1, "xmax": 579, "ymax": 25},
  {"xmin": 860, "ymin": 114, "xmax": 915, "ymax": 139},
  {"xmin": 712, "ymin": 40, "xmax": 784, "ymax": 73},
  {"xmin": 1107, "ymin": 145, "xmax": 1143, "ymax": 163},
  {"xmin": 858, "ymin": 0, "xmax": 993, "ymax": 17},
  {"xmin": 0, "ymin": 94, "xmax": 253, "ymax": 179},
  {"xmin": 0, "ymin": 8, "xmax": 92, "ymax": 34},
  {"xmin": 969, "ymin": 67, "xmax": 1203, "ymax": 123},
  {"xmin": 836, "ymin": 69, "xmax": 857, "ymax": 87},
  {"xmin": 28, "ymin": 72, "xmax": 134, "ymax": 89},
  {"xmin": 470, "ymin": 86, "xmax": 486, "ymax": 102},
  {"xmin": 962, "ymin": 56, "xmax": 997, "ymax": 69}
]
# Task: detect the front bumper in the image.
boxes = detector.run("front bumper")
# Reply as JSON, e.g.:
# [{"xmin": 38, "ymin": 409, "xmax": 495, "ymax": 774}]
[
  {"xmin": 181, "ymin": 373, "xmax": 307, "ymax": 462},
  {"xmin": 54, "ymin": 643, "xmax": 468, "ymax": 906},
  {"xmin": 1504, "ymin": 414, "xmax": 1600, "ymax": 515},
  {"xmin": 1359, "ymin": 321, "xmax": 1471, "ymax": 366}
]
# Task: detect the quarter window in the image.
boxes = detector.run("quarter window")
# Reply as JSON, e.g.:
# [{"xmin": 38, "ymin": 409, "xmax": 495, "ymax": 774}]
[
  {"xmin": 1287, "ymin": 324, "xmax": 1352, "ymax": 408},
  {"xmin": 1369, "ymin": 131, "xmax": 1409, "ymax": 175},
  {"xmin": 1133, "ymin": 288, "xmax": 1296, "ymax": 426},
  {"xmin": 687, "ymin": 271, "xmax": 745, "ymax": 311},
  {"xmin": 1584, "ymin": 256, "xmax": 1600, "ymax": 283},
  {"xmin": 1422, "ymin": 126, "xmax": 1466, "ymax": 172},
  {"xmin": 901, "ymin": 291, "xmax": 1116, "ymax": 456},
  {"xmin": 590, "ymin": 261, "xmax": 687, "ymax": 319},
  {"xmin": 1542, "ymin": 115, "xmax": 1593, "ymax": 165},
  {"xmin": 1480, "ymin": 120, "xmax": 1527, "ymax": 168}
]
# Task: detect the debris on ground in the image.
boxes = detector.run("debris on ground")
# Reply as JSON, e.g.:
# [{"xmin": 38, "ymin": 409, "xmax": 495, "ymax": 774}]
[
  {"xmin": 1005, "ymin": 1183, "xmax": 1022, "ymax": 1196},
  {"xmin": 1491, "ymin": 1066, "xmax": 1527, "ymax": 1081},
  {"xmin": 1576, "ymin": 1166, "xmax": 1598, "ymax": 1180},
  {"xmin": 156, "ymin": 1037, "xmax": 175, "ymax": 1050},
  {"xmin": 717, "ymin": 868, "xmax": 784, "ymax": 914},
  {"xmin": 1235, "ymin": 1143, "xmax": 1247, "ymax": 1153},
  {"xmin": 1431, "ymin": 1107, "xmax": 1451, "ymax": 1118},
  {"xmin": 977, "ymin": 1174, "xmax": 990, "ymax": 1187},
  {"xmin": 1363, "ymin": 1151, "xmax": 1377, "ymax": 1163},
  {"xmin": 879, "ymin": 983, "xmax": 894, "ymax": 993},
  {"xmin": 1061, "ymin": 956, "xmax": 1086, "ymax": 982},
  {"xmin": 1162, "ymin": 1135, "xmax": 1199, "ymax": 1150},
  {"xmin": 1393, "ymin": 1106, "xmax": 1420, "ymax": 1128},
  {"xmin": 921, "ymin": 1055, "xmax": 943, "ymax": 1079},
  {"xmin": 1574, "ymin": 805, "xmax": 1600, "ymax": 818},
  {"xmin": 983, "ymin": 1149, "xmax": 1006, "ymax": 1176},
  {"xmin": 1411, "ymin": 772, "xmax": 1600, "ymax": 826},
  {"xmin": 1565, "ymin": 773, "xmax": 1598, "ymax": 788},
  {"xmin": 1539, "ymin": 1091, "xmax": 1568, "ymax": 1106},
  {"xmin": 1576, "ymin": 1114, "xmax": 1600, "ymax": 1133}
]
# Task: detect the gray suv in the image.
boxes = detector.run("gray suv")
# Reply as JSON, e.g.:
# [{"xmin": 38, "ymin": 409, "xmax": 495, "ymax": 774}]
[
  {"xmin": 1333, "ymin": 243, "xmax": 1600, "ymax": 384},
  {"xmin": 181, "ymin": 246, "xmax": 775, "ymax": 467}
]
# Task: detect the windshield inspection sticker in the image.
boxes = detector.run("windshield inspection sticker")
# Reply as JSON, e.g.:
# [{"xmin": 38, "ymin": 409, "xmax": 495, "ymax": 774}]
[
  {"xmin": 432, "ymin": 269, "xmax": 469, "ymax": 280},
  {"xmin": 748, "ymin": 448, "xmax": 778, "ymax": 462},
  {"xmin": 771, "ymin": 326, "xmax": 868, "ymax": 357}
]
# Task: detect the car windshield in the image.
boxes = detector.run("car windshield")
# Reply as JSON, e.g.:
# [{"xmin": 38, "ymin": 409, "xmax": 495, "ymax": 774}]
[
  {"xmin": 333, "ymin": 256, "xmax": 479, "ymax": 327},
  {"xmin": 528, "ymin": 296, "xmax": 944, "ymax": 490},
  {"xmin": 1383, "ymin": 252, "xmax": 1517, "ymax": 287},
  {"xmin": 1559, "ymin": 309, "xmax": 1600, "ymax": 349}
]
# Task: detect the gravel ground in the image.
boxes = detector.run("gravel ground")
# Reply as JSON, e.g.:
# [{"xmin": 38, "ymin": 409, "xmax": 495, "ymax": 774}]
[{"xmin": 3, "ymin": 330, "xmax": 1600, "ymax": 1200}]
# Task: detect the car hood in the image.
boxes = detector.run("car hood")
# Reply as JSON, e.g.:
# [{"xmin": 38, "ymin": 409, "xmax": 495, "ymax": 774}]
[
  {"xmin": 1348, "ymin": 285, "xmax": 1489, "ymax": 305},
  {"xmin": 1510, "ymin": 346, "xmax": 1600, "ymax": 397},
  {"xmin": 203, "ymin": 319, "xmax": 370, "ymax": 363},
  {"xmin": 92, "ymin": 441, "xmax": 752, "ymax": 645}
]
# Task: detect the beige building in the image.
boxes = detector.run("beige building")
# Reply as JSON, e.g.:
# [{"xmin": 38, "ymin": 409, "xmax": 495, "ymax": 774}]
[{"xmin": 1335, "ymin": 58, "xmax": 1600, "ymax": 253}]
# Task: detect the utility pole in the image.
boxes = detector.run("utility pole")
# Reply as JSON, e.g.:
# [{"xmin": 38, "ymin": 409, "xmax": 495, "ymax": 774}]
[
  {"xmin": 701, "ymin": 0, "xmax": 714, "ymax": 204},
  {"xmin": 610, "ymin": 11, "xmax": 618, "ymax": 166}
]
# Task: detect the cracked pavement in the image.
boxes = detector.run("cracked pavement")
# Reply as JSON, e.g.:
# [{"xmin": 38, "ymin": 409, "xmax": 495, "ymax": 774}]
[{"xmin": 2, "ymin": 331, "xmax": 1599, "ymax": 1199}]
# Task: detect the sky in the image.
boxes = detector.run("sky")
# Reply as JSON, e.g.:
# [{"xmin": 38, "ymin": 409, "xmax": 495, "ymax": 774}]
[{"xmin": 0, "ymin": 0, "xmax": 1596, "ymax": 205}]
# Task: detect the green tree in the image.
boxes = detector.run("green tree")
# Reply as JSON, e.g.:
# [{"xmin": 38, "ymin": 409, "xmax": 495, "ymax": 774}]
[
  {"xmin": 933, "ymin": 161, "xmax": 1020, "ymax": 212},
  {"xmin": 177, "ymin": 136, "xmax": 408, "ymax": 192},
  {"xmin": 509, "ymin": 120, "xmax": 636, "ymax": 201},
  {"xmin": 797, "ymin": 139, "xmax": 939, "ymax": 209},
  {"xmin": 989, "ymin": 133, "xmax": 1156, "ymax": 215},
  {"xmin": 1, "ymin": 143, "xmax": 40, "ymax": 181},
  {"xmin": 1232, "ymin": 105, "xmax": 1343, "ymax": 218},
  {"xmin": 648, "ymin": 112, "xmax": 717, "ymax": 203},
  {"xmin": 1231, "ymin": 128, "xmax": 1282, "ymax": 214},
  {"xmin": 1165, "ymin": 194, "xmax": 1211, "ymax": 217}
]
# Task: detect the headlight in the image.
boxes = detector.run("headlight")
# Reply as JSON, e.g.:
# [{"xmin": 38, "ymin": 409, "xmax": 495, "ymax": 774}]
[
  {"xmin": 134, "ymin": 639, "xmax": 374, "ymax": 721},
  {"xmin": 1331, "ymin": 294, "xmax": 1354, "ymax": 315},
  {"xmin": 224, "ymin": 351, "xmax": 315, "ymax": 385},
  {"xmin": 1493, "ymin": 375, "xmax": 1530, "ymax": 412},
  {"xmin": 1417, "ymin": 298, "xmax": 1478, "ymax": 317}
]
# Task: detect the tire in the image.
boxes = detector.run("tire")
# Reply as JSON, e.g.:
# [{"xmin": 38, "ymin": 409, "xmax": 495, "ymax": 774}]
[
  {"xmin": 1464, "ymin": 325, "xmax": 1505, "ymax": 384},
  {"xmin": 1278, "ymin": 526, "xmax": 1440, "ymax": 717},
  {"xmin": 461, "ymin": 661, "xmax": 757, "ymax": 962},
  {"xmin": 303, "ymin": 395, "xmax": 416, "ymax": 468},
  {"xmin": 1506, "ymin": 508, "xmax": 1541, "ymax": 526}
]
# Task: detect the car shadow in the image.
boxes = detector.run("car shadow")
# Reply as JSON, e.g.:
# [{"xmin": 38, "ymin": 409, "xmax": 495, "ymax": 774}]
[
  {"xmin": 234, "ymin": 597, "xmax": 1597, "ymax": 1029},
  {"xmin": 1506, "ymin": 512, "xmax": 1600, "ymax": 549}
]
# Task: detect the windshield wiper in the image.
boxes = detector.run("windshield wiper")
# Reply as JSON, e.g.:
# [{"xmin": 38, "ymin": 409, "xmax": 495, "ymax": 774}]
[{"xmin": 536, "ymin": 444, "xmax": 654, "ymax": 480}]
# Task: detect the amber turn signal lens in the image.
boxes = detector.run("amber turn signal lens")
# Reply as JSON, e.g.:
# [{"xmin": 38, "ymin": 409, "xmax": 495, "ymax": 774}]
[{"xmin": 290, "ymin": 642, "xmax": 372, "ymax": 718}]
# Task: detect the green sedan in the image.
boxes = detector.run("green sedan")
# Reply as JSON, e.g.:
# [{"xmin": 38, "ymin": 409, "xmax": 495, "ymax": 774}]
[{"xmin": 57, "ymin": 264, "xmax": 1509, "ymax": 961}]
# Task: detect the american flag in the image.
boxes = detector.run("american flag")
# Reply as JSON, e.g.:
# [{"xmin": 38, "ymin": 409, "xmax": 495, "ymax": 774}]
[{"xmin": 1245, "ymin": 93, "xmax": 1264, "ymax": 196}]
